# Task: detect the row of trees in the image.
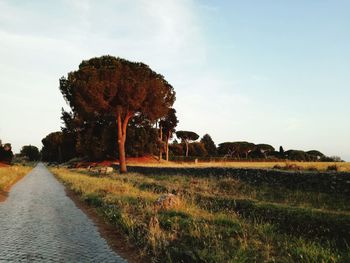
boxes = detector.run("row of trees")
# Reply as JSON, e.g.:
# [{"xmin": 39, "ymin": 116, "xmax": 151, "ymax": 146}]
[
  {"xmin": 41, "ymin": 119, "xmax": 338, "ymax": 163},
  {"xmin": 6, "ymin": 137, "xmax": 342, "ymax": 165},
  {"xmin": 169, "ymin": 139, "xmax": 337, "ymax": 162},
  {"xmin": 38, "ymin": 55, "xmax": 341, "ymax": 172},
  {"xmin": 216, "ymin": 142, "xmax": 336, "ymax": 161}
]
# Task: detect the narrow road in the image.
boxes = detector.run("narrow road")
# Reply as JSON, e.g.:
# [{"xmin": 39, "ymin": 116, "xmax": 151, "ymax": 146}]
[{"xmin": 0, "ymin": 163, "xmax": 126, "ymax": 262}]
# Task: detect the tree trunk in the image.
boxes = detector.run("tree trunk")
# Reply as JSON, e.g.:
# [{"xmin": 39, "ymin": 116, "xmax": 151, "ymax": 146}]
[
  {"xmin": 159, "ymin": 123, "xmax": 163, "ymax": 161},
  {"xmin": 118, "ymin": 135, "xmax": 127, "ymax": 173},
  {"xmin": 58, "ymin": 145, "xmax": 62, "ymax": 164},
  {"xmin": 117, "ymin": 111, "xmax": 132, "ymax": 173},
  {"xmin": 165, "ymin": 140, "xmax": 169, "ymax": 161},
  {"xmin": 185, "ymin": 141, "xmax": 189, "ymax": 157},
  {"xmin": 165, "ymin": 131, "xmax": 170, "ymax": 161}
]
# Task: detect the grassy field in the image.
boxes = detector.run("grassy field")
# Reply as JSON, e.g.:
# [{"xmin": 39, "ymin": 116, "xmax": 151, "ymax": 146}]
[
  {"xmin": 126, "ymin": 160, "xmax": 350, "ymax": 172},
  {"xmin": 0, "ymin": 165, "xmax": 32, "ymax": 195},
  {"xmin": 52, "ymin": 167, "xmax": 350, "ymax": 262}
]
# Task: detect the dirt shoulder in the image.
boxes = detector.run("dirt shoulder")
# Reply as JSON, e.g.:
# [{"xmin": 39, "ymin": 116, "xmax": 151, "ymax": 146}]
[
  {"xmin": 63, "ymin": 184, "xmax": 148, "ymax": 263},
  {"xmin": 0, "ymin": 190, "xmax": 8, "ymax": 202}
]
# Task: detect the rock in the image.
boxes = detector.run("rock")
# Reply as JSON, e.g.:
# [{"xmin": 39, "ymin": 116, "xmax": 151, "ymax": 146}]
[
  {"xmin": 154, "ymin": 193, "xmax": 180, "ymax": 210},
  {"xmin": 105, "ymin": 167, "xmax": 114, "ymax": 174},
  {"xmin": 98, "ymin": 167, "xmax": 114, "ymax": 174}
]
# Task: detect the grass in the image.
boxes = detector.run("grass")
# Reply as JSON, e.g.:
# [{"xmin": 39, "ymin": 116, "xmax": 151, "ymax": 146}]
[
  {"xmin": 51, "ymin": 167, "xmax": 350, "ymax": 262},
  {"xmin": 0, "ymin": 165, "xmax": 32, "ymax": 194},
  {"xmin": 126, "ymin": 160, "xmax": 350, "ymax": 172}
]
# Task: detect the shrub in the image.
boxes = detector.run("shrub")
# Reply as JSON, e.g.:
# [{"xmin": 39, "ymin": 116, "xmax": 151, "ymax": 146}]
[
  {"xmin": 272, "ymin": 163, "xmax": 302, "ymax": 171},
  {"xmin": 307, "ymin": 166, "xmax": 319, "ymax": 172},
  {"xmin": 327, "ymin": 165, "xmax": 338, "ymax": 172}
]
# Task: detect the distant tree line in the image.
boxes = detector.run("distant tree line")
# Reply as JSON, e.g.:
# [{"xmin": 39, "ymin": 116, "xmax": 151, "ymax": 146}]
[
  {"xmin": 40, "ymin": 110, "xmax": 342, "ymax": 163},
  {"xmin": 216, "ymin": 142, "xmax": 340, "ymax": 162},
  {"xmin": 41, "ymin": 120, "xmax": 341, "ymax": 163},
  {"xmin": 169, "ymin": 138, "xmax": 340, "ymax": 162}
]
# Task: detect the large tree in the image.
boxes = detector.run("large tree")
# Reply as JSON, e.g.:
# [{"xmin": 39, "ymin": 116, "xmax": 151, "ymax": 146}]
[
  {"xmin": 200, "ymin": 134, "xmax": 217, "ymax": 156},
  {"xmin": 256, "ymin": 144, "xmax": 275, "ymax": 158},
  {"xmin": 20, "ymin": 145, "xmax": 40, "ymax": 161},
  {"xmin": 41, "ymin": 132, "xmax": 63, "ymax": 162},
  {"xmin": 284, "ymin": 150, "xmax": 308, "ymax": 161},
  {"xmin": 218, "ymin": 141, "xmax": 256, "ymax": 159},
  {"xmin": 59, "ymin": 56, "xmax": 175, "ymax": 172},
  {"xmin": 159, "ymin": 108, "xmax": 178, "ymax": 161},
  {"xmin": 176, "ymin": 131, "xmax": 199, "ymax": 157},
  {"xmin": 307, "ymin": 150, "xmax": 325, "ymax": 161}
]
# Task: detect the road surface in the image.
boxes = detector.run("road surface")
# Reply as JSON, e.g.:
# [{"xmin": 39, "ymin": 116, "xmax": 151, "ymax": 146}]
[{"xmin": 0, "ymin": 163, "xmax": 126, "ymax": 262}]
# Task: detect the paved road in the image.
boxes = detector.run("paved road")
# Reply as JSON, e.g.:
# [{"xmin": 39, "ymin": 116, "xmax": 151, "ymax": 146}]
[{"xmin": 0, "ymin": 163, "xmax": 126, "ymax": 262}]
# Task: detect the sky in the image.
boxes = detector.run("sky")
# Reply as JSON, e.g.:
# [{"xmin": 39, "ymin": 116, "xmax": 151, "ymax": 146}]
[{"xmin": 0, "ymin": 0, "xmax": 349, "ymax": 160}]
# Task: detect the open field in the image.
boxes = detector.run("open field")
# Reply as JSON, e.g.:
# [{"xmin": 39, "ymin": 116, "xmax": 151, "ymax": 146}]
[
  {"xmin": 126, "ymin": 160, "xmax": 350, "ymax": 172},
  {"xmin": 0, "ymin": 165, "xmax": 32, "ymax": 201},
  {"xmin": 52, "ymin": 167, "xmax": 350, "ymax": 262}
]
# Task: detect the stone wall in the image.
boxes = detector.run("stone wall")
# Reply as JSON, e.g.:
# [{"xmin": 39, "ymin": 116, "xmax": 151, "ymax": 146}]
[{"xmin": 126, "ymin": 166, "xmax": 350, "ymax": 196}]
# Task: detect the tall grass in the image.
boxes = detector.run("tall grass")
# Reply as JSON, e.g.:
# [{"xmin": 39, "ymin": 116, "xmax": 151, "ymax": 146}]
[
  {"xmin": 0, "ymin": 166, "xmax": 32, "ymax": 192},
  {"xmin": 127, "ymin": 161, "xmax": 350, "ymax": 172},
  {"xmin": 115, "ymin": 173, "xmax": 350, "ymax": 213},
  {"xmin": 52, "ymin": 168, "xmax": 348, "ymax": 262}
]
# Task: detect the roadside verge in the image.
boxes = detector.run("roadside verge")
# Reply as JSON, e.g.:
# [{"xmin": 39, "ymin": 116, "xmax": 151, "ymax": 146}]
[{"xmin": 0, "ymin": 165, "xmax": 33, "ymax": 202}]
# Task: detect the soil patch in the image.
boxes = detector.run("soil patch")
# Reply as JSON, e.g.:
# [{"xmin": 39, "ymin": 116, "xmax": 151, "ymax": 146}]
[
  {"xmin": 126, "ymin": 155, "xmax": 158, "ymax": 164},
  {"xmin": 0, "ymin": 190, "xmax": 8, "ymax": 202},
  {"xmin": 0, "ymin": 162, "xmax": 9, "ymax": 168}
]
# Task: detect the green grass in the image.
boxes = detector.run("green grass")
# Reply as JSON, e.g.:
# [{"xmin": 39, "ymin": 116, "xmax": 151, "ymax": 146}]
[
  {"xmin": 118, "ymin": 173, "xmax": 350, "ymax": 213},
  {"xmin": 52, "ymin": 168, "xmax": 350, "ymax": 262}
]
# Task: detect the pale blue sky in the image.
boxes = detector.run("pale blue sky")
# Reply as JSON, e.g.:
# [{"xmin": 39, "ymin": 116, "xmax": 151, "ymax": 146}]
[{"xmin": 0, "ymin": 0, "xmax": 349, "ymax": 160}]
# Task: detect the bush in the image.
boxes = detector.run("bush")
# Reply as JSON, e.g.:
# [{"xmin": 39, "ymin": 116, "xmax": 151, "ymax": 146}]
[
  {"xmin": 327, "ymin": 165, "xmax": 338, "ymax": 172},
  {"xmin": 272, "ymin": 163, "xmax": 302, "ymax": 171}
]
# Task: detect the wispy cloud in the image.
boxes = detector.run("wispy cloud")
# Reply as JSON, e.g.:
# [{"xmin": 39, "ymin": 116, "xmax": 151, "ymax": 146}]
[{"xmin": 1, "ymin": 0, "xmax": 348, "ymax": 161}]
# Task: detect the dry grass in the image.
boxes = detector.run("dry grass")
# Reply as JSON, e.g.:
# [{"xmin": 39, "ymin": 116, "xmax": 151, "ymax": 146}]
[
  {"xmin": 52, "ymin": 167, "xmax": 349, "ymax": 262},
  {"xmin": 126, "ymin": 160, "xmax": 350, "ymax": 172},
  {"xmin": 0, "ymin": 165, "xmax": 32, "ymax": 193}
]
